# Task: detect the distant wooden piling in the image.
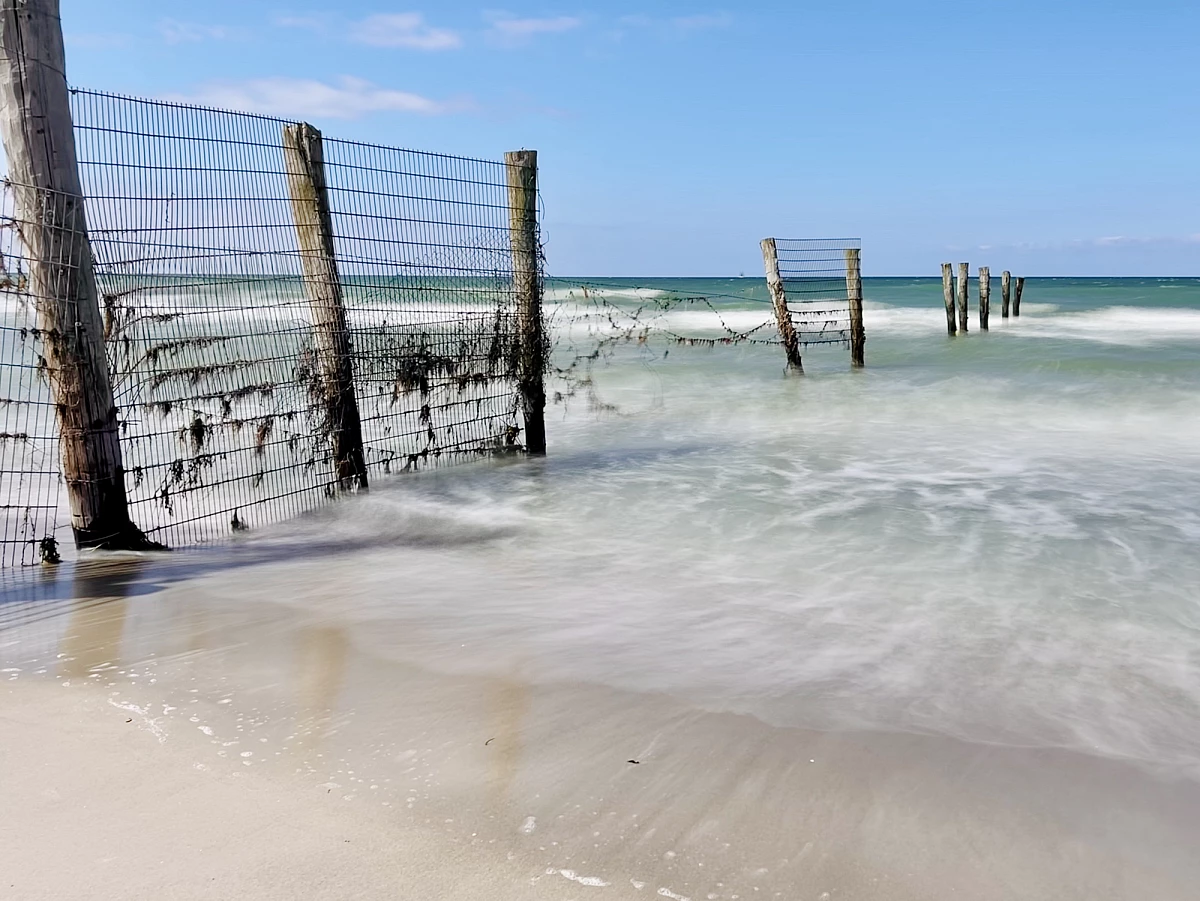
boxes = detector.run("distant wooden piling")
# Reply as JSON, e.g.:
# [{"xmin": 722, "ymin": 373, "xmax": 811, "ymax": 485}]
[
  {"xmin": 1001, "ymin": 270, "xmax": 1011, "ymax": 318},
  {"xmin": 761, "ymin": 238, "xmax": 803, "ymax": 372},
  {"xmin": 978, "ymin": 266, "xmax": 990, "ymax": 330},
  {"xmin": 0, "ymin": 0, "xmax": 153, "ymax": 550},
  {"xmin": 505, "ymin": 150, "xmax": 547, "ymax": 455},
  {"xmin": 941, "ymin": 263, "xmax": 956, "ymax": 335},
  {"xmin": 845, "ymin": 247, "xmax": 865, "ymax": 367},
  {"xmin": 957, "ymin": 262, "xmax": 969, "ymax": 333},
  {"xmin": 1014, "ymin": 277, "xmax": 1025, "ymax": 317},
  {"xmin": 283, "ymin": 122, "xmax": 369, "ymax": 492}
]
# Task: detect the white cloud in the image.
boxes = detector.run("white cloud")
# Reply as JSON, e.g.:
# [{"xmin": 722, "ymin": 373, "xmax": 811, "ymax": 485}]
[
  {"xmin": 160, "ymin": 19, "xmax": 244, "ymax": 44},
  {"xmin": 163, "ymin": 76, "xmax": 466, "ymax": 120},
  {"xmin": 486, "ymin": 13, "xmax": 583, "ymax": 45},
  {"xmin": 349, "ymin": 13, "xmax": 461, "ymax": 50},
  {"xmin": 65, "ymin": 32, "xmax": 133, "ymax": 49}
]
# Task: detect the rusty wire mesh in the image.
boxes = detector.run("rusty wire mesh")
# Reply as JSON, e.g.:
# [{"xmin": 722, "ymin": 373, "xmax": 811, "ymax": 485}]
[{"xmin": 0, "ymin": 87, "xmax": 527, "ymax": 562}]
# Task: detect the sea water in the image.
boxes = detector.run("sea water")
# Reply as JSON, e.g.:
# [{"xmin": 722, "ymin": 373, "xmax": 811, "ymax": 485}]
[{"xmin": 176, "ymin": 275, "xmax": 1200, "ymax": 778}]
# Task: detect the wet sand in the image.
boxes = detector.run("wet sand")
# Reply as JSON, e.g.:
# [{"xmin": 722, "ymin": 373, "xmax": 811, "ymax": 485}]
[{"xmin": 3, "ymin": 556, "xmax": 1200, "ymax": 900}]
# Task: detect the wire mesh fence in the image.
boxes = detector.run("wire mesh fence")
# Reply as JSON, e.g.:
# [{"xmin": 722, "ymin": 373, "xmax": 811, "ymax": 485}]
[
  {"xmin": 0, "ymin": 185, "xmax": 64, "ymax": 566},
  {"xmin": 774, "ymin": 237, "xmax": 861, "ymax": 347},
  {"xmin": 0, "ymin": 88, "xmax": 530, "ymax": 563}
]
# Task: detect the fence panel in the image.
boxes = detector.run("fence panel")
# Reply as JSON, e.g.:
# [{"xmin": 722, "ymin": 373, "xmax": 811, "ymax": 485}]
[
  {"xmin": 50, "ymin": 88, "xmax": 526, "ymax": 552},
  {"xmin": 0, "ymin": 186, "xmax": 63, "ymax": 566}
]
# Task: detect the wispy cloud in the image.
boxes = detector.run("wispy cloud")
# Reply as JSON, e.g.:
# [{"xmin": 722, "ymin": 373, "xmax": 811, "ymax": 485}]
[
  {"xmin": 65, "ymin": 32, "xmax": 133, "ymax": 50},
  {"xmin": 159, "ymin": 19, "xmax": 245, "ymax": 44},
  {"xmin": 163, "ymin": 76, "xmax": 468, "ymax": 120},
  {"xmin": 670, "ymin": 12, "xmax": 732, "ymax": 30},
  {"xmin": 486, "ymin": 12, "xmax": 583, "ymax": 45},
  {"xmin": 614, "ymin": 11, "xmax": 732, "ymax": 37},
  {"xmin": 348, "ymin": 13, "xmax": 461, "ymax": 50},
  {"xmin": 273, "ymin": 14, "xmax": 329, "ymax": 33}
]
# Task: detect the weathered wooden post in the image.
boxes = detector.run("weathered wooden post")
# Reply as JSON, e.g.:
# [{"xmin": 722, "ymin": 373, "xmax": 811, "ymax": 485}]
[
  {"xmin": 845, "ymin": 247, "xmax": 865, "ymax": 367},
  {"xmin": 941, "ymin": 263, "xmax": 957, "ymax": 336},
  {"xmin": 0, "ymin": 0, "xmax": 154, "ymax": 550},
  {"xmin": 1001, "ymin": 270, "xmax": 1011, "ymax": 318},
  {"xmin": 1014, "ymin": 277, "xmax": 1025, "ymax": 317},
  {"xmin": 978, "ymin": 266, "xmax": 990, "ymax": 330},
  {"xmin": 760, "ymin": 238, "xmax": 803, "ymax": 372},
  {"xmin": 282, "ymin": 122, "xmax": 369, "ymax": 491},
  {"xmin": 505, "ymin": 150, "xmax": 546, "ymax": 455},
  {"xmin": 956, "ymin": 262, "xmax": 969, "ymax": 333}
]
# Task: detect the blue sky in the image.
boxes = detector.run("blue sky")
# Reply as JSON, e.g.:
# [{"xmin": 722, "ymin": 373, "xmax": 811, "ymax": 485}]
[{"xmin": 61, "ymin": 1, "xmax": 1200, "ymax": 276}]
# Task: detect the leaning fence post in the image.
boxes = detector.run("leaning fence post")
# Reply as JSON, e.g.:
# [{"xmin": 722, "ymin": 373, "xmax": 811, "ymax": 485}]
[
  {"xmin": 845, "ymin": 247, "xmax": 865, "ymax": 367},
  {"xmin": 760, "ymin": 238, "xmax": 803, "ymax": 372},
  {"xmin": 979, "ymin": 266, "xmax": 990, "ymax": 330},
  {"xmin": 0, "ymin": 0, "xmax": 152, "ymax": 550},
  {"xmin": 505, "ymin": 150, "xmax": 546, "ymax": 455},
  {"xmin": 941, "ymin": 263, "xmax": 957, "ymax": 335},
  {"xmin": 282, "ymin": 123, "xmax": 368, "ymax": 492},
  {"xmin": 1001, "ymin": 270, "xmax": 1011, "ymax": 318},
  {"xmin": 957, "ymin": 262, "xmax": 969, "ymax": 333},
  {"xmin": 1014, "ymin": 277, "xmax": 1025, "ymax": 317}
]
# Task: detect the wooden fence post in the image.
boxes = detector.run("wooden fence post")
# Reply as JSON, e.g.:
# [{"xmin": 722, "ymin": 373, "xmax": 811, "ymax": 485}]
[
  {"xmin": 1014, "ymin": 277, "xmax": 1025, "ymax": 317},
  {"xmin": 0, "ymin": 0, "xmax": 154, "ymax": 550},
  {"xmin": 1001, "ymin": 270, "xmax": 1011, "ymax": 318},
  {"xmin": 282, "ymin": 123, "xmax": 369, "ymax": 491},
  {"xmin": 956, "ymin": 262, "xmax": 969, "ymax": 333},
  {"xmin": 979, "ymin": 266, "xmax": 990, "ymax": 330},
  {"xmin": 760, "ymin": 238, "xmax": 803, "ymax": 372},
  {"xmin": 505, "ymin": 150, "xmax": 546, "ymax": 455},
  {"xmin": 941, "ymin": 263, "xmax": 957, "ymax": 336},
  {"xmin": 845, "ymin": 247, "xmax": 865, "ymax": 367}
]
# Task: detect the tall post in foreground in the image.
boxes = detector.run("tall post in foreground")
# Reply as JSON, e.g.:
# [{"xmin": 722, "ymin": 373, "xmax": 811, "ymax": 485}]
[
  {"xmin": 941, "ymin": 263, "xmax": 957, "ymax": 336},
  {"xmin": 0, "ymin": 0, "xmax": 152, "ymax": 549},
  {"xmin": 760, "ymin": 238, "xmax": 803, "ymax": 372},
  {"xmin": 845, "ymin": 247, "xmax": 865, "ymax": 367},
  {"xmin": 978, "ymin": 266, "xmax": 990, "ymax": 330},
  {"xmin": 956, "ymin": 262, "xmax": 970, "ymax": 333},
  {"xmin": 282, "ymin": 123, "xmax": 369, "ymax": 491},
  {"xmin": 1014, "ymin": 277, "xmax": 1025, "ymax": 317},
  {"xmin": 505, "ymin": 150, "xmax": 546, "ymax": 455},
  {"xmin": 1001, "ymin": 270, "xmax": 1011, "ymax": 318}
]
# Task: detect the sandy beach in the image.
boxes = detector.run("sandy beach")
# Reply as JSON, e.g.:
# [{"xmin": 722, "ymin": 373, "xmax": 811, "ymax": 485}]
[{"xmin": 3, "ymin": 554, "xmax": 1199, "ymax": 901}]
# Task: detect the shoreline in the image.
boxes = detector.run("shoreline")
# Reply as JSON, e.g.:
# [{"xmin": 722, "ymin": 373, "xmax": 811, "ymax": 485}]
[{"xmin": 3, "ymin": 561, "xmax": 1199, "ymax": 900}]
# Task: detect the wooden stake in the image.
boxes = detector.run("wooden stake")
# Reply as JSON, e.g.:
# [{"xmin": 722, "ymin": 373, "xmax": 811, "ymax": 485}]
[
  {"xmin": 760, "ymin": 238, "xmax": 802, "ymax": 372},
  {"xmin": 0, "ymin": 0, "xmax": 153, "ymax": 549},
  {"xmin": 1001, "ymin": 270, "xmax": 1011, "ymax": 318},
  {"xmin": 957, "ymin": 262, "xmax": 969, "ymax": 333},
  {"xmin": 505, "ymin": 150, "xmax": 546, "ymax": 455},
  {"xmin": 282, "ymin": 123, "xmax": 368, "ymax": 492},
  {"xmin": 978, "ymin": 266, "xmax": 990, "ymax": 330},
  {"xmin": 845, "ymin": 247, "xmax": 865, "ymax": 367},
  {"xmin": 941, "ymin": 263, "xmax": 957, "ymax": 336},
  {"xmin": 1014, "ymin": 277, "xmax": 1025, "ymax": 317}
]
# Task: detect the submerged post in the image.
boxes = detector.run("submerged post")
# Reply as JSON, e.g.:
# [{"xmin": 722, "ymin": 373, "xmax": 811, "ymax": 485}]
[
  {"xmin": 845, "ymin": 247, "xmax": 865, "ymax": 367},
  {"xmin": 505, "ymin": 150, "xmax": 546, "ymax": 455},
  {"xmin": 0, "ymin": 0, "xmax": 153, "ymax": 549},
  {"xmin": 1001, "ymin": 270, "xmax": 1011, "ymax": 318},
  {"xmin": 1014, "ymin": 277, "xmax": 1025, "ymax": 317},
  {"xmin": 282, "ymin": 122, "xmax": 368, "ymax": 491},
  {"xmin": 956, "ymin": 262, "xmax": 969, "ymax": 333},
  {"xmin": 760, "ymin": 238, "xmax": 803, "ymax": 372},
  {"xmin": 979, "ymin": 266, "xmax": 990, "ymax": 330},
  {"xmin": 941, "ymin": 263, "xmax": 957, "ymax": 336}
]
